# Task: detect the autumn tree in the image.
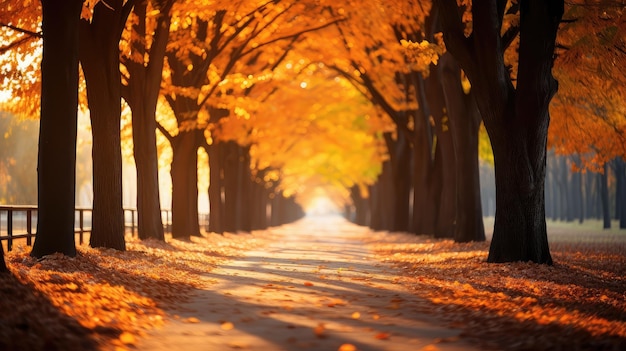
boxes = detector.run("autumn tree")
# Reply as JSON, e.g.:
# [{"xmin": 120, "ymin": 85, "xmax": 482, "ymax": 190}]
[
  {"xmin": 321, "ymin": 1, "xmax": 483, "ymax": 241},
  {"xmin": 0, "ymin": 1, "xmax": 42, "ymax": 120},
  {"xmin": 548, "ymin": 1, "xmax": 625, "ymax": 227},
  {"xmin": 78, "ymin": 0, "xmax": 134, "ymax": 250},
  {"xmin": 437, "ymin": 0, "xmax": 563, "ymax": 263},
  {"xmin": 239, "ymin": 58, "xmax": 388, "ymax": 217},
  {"xmin": 549, "ymin": 1, "xmax": 626, "ymax": 171},
  {"xmin": 31, "ymin": 0, "xmax": 84, "ymax": 258},
  {"xmin": 322, "ymin": 1, "xmax": 431, "ymax": 233},
  {"xmin": 120, "ymin": 0, "xmax": 175, "ymax": 241},
  {"xmin": 159, "ymin": 0, "xmax": 339, "ymax": 238},
  {"xmin": 438, "ymin": 52, "xmax": 485, "ymax": 242}
]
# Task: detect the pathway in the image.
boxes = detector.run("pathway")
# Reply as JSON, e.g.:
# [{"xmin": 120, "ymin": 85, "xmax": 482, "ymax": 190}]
[{"xmin": 137, "ymin": 215, "xmax": 480, "ymax": 351}]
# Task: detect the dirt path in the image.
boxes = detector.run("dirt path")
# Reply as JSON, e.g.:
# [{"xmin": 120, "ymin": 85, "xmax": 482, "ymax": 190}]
[{"xmin": 137, "ymin": 215, "xmax": 480, "ymax": 351}]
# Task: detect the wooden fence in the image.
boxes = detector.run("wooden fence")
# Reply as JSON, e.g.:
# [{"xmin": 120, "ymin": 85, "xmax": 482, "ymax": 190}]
[{"xmin": 0, "ymin": 206, "xmax": 202, "ymax": 252}]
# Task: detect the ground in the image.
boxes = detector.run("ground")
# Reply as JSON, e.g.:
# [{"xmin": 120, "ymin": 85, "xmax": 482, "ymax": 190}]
[{"xmin": 0, "ymin": 216, "xmax": 624, "ymax": 351}]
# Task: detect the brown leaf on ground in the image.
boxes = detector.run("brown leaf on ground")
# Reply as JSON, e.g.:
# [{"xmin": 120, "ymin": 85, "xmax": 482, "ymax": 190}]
[
  {"xmin": 338, "ymin": 344, "xmax": 357, "ymax": 351},
  {"xmin": 366, "ymin": 227, "xmax": 626, "ymax": 351},
  {"xmin": 374, "ymin": 332, "xmax": 390, "ymax": 340},
  {"xmin": 0, "ymin": 231, "xmax": 275, "ymax": 350},
  {"xmin": 313, "ymin": 322, "xmax": 326, "ymax": 338}
]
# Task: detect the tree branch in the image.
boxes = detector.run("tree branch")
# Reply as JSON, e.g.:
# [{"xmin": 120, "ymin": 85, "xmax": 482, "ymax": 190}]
[
  {"xmin": 0, "ymin": 22, "xmax": 42, "ymax": 38},
  {"xmin": 239, "ymin": 17, "xmax": 344, "ymax": 57},
  {"xmin": 501, "ymin": 25, "xmax": 520, "ymax": 50},
  {"xmin": 434, "ymin": 0, "xmax": 473, "ymax": 67},
  {"xmin": 118, "ymin": 0, "xmax": 136, "ymax": 39},
  {"xmin": 156, "ymin": 121, "xmax": 174, "ymax": 143},
  {"xmin": 0, "ymin": 35, "xmax": 37, "ymax": 54}
]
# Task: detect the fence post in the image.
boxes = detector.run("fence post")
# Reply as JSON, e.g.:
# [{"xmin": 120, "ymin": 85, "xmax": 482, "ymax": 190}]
[
  {"xmin": 79, "ymin": 209, "xmax": 84, "ymax": 245},
  {"xmin": 26, "ymin": 209, "xmax": 32, "ymax": 246},
  {"xmin": 132, "ymin": 209, "xmax": 136, "ymax": 237},
  {"xmin": 7, "ymin": 209, "xmax": 13, "ymax": 252}
]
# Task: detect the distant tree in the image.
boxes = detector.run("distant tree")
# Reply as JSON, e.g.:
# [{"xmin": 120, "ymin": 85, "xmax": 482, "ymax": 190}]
[
  {"xmin": 438, "ymin": 0, "xmax": 563, "ymax": 263},
  {"xmin": 31, "ymin": 0, "xmax": 84, "ymax": 258}
]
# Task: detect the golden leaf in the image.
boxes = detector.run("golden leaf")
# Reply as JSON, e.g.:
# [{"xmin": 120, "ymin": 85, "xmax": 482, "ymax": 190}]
[
  {"xmin": 221, "ymin": 321, "xmax": 235, "ymax": 330},
  {"xmin": 119, "ymin": 332, "xmax": 136, "ymax": 345}
]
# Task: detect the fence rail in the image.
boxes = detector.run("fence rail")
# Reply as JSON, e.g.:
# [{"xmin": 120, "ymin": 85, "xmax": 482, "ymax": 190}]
[{"xmin": 0, "ymin": 205, "xmax": 184, "ymax": 252}]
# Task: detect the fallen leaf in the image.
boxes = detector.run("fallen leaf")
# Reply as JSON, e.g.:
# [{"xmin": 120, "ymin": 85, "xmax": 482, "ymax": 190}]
[
  {"xmin": 228, "ymin": 341, "xmax": 249, "ymax": 349},
  {"xmin": 338, "ymin": 344, "xmax": 357, "ymax": 351},
  {"xmin": 374, "ymin": 332, "xmax": 390, "ymax": 340},
  {"xmin": 119, "ymin": 332, "xmax": 136, "ymax": 345},
  {"xmin": 184, "ymin": 317, "xmax": 200, "ymax": 323},
  {"xmin": 221, "ymin": 322, "xmax": 235, "ymax": 330},
  {"xmin": 304, "ymin": 282, "xmax": 314, "ymax": 286},
  {"xmin": 314, "ymin": 323, "xmax": 326, "ymax": 338},
  {"xmin": 351, "ymin": 312, "xmax": 361, "ymax": 319}
]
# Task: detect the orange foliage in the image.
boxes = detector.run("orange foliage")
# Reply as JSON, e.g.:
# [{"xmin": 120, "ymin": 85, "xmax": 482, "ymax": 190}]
[
  {"xmin": 549, "ymin": 1, "xmax": 626, "ymax": 171},
  {"xmin": 1, "ymin": 231, "xmax": 272, "ymax": 350},
  {"xmin": 0, "ymin": 0, "xmax": 42, "ymax": 119}
]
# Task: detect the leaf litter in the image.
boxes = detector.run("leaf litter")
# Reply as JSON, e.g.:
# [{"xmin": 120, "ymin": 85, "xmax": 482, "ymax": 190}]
[
  {"xmin": 1, "ymin": 224, "xmax": 624, "ymax": 351},
  {"xmin": 0, "ymin": 231, "xmax": 274, "ymax": 350},
  {"xmin": 366, "ymin": 227, "xmax": 626, "ymax": 351}
]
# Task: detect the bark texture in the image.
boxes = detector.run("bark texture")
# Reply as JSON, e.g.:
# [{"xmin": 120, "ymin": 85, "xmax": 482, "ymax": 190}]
[
  {"xmin": 439, "ymin": 53, "xmax": 486, "ymax": 242},
  {"xmin": 123, "ymin": 0, "xmax": 174, "ymax": 241},
  {"xmin": 438, "ymin": 0, "xmax": 563, "ymax": 263},
  {"xmin": 79, "ymin": 0, "xmax": 129, "ymax": 250},
  {"xmin": 31, "ymin": 0, "xmax": 83, "ymax": 258},
  {"xmin": 170, "ymin": 129, "xmax": 202, "ymax": 239}
]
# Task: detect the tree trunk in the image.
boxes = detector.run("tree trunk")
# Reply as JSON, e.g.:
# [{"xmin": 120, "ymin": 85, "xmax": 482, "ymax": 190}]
[
  {"xmin": 600, "ymin": 164, "xmax": 611, "ymax": 229},
  {"xmin": 270, "ymin": 193, "xmax": 281, "ymax": 227},
  {"xmin": 250, "ymin": 171, "xmax": 268, "ymax": 230},
  {"xmin": 208, "ymin": 142, "xmax": 224, "ymax": 234},
  {"xmin": 439, "ymin": 53, "xmax": 485, "ymax": 242},
  {"xmin": 79, "ymin": 1, "xmax": 126, "ymax": 250},
  {"xmin": 131, "ymin": 102, "xmax": 165, "ymax": 241},
  {"xmin": 425, "ymin": 67, "xmax": 456, "ymax": 238},
  {"xmin": 613, "ymin": 158, "xmax": 626, "ymax": 228},
  {"xmin": 223, "ymin": 141, "xmax": 240, "ymax": 233},
  {"xmin": 570, "ymin": 156, "xmax": 583, "ymax": 223},
  {"xmin": 124, "ymin": 0, "xmax": 172, "ymax": 241},
  {"xmin": 387, "ymin": 131, "xmax": 411, "ymax": 232},
  {"xmin": 31, "ymin": 0, "xmax": 83, "ymax": 258},
  {"xmin": 238, "ymin": 145, "xmax": 253, "ymax": 232},
  {"xmin": 439, "ymin": 0, "xmax": 562, "ymax": 263},
  {"xmin": 489, "ymin": 129, "xmax": 552, "ymax": 263},
  {"xmin": 87, "ymin": 83, "xmax": 125, "ymax": 250},
  {"xmin": 350, "ymin": 185, "xmax": 370, "ymax": 226},
  {"xmin": 412, "ymin": 84, "xmax": 437, "ymax": 235},
  {"xmin": 559, "ymin": 156, "xmax": 569, "ymax": 221},
  {"xmin": 170, "ymin": 130, "xmax": 201, "ymax": 239},
  {"xmin": 546, "ymin": 152, "xmax": 558, "ymax": 220},
  {"xmin": 584, "ymin": 171, "xmax": 596, "ymax": 219},
  {"xmin": 371, "ymin": 159, "xmax": 394, "ymax": 231}
]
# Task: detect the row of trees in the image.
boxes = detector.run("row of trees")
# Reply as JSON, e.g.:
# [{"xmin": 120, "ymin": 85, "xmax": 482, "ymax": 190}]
[
  {"xmin": 545, "ymin": 154, "xmax": 626, "ymax": 228},
  {"xmin": 1, "ymin": 0, "xmax": 624, "ymax": 272},
  {"xmin": 481, "ymin": 153, "xmax": 626, "ymax": 229},
  {"xmin": 343, "ymin": 0, "xmax": 625, "ymax": 263}
]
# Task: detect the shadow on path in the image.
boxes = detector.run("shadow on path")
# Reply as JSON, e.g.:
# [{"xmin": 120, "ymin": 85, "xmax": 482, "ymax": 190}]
[{"xmin": 137, "ymin": 215, "xmax": 480, "ymax": 351}]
